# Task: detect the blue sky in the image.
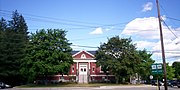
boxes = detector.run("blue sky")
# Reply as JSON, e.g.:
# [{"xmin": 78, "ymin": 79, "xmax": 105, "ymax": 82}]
[{"xmin": 1, "ymin": 0, "xmax": 180, "ymax": 64}]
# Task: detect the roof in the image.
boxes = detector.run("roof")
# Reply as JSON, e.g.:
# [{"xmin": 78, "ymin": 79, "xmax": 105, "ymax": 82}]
[
  {"xmin": 71, "ymin": 51, "xmax": 96, "ymax": 55},
  {"xmin": 71, "ymin": 51, "xmax": 79, "ymax": 55},
  {"xmin": 87, "ymin": 51, "xmax": 96, "ymax": 55}
]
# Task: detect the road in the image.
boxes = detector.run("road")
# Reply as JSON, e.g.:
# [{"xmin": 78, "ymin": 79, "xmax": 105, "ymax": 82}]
[{"xmin": 2, "ymin": 85, "xmax": 180, "ymax": 90}]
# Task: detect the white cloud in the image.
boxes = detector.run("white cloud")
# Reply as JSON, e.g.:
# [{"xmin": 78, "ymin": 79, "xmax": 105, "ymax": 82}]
[
  {"xmin": 134, "ymin": 41, "xmax": 157, "ymax": 49},
  {"xmin": 142, "ymin": 2, "xmax": 153, "ymax": 12},
  {"xmin": 153, "ymin": 38, "xmax": 180, "ymax": 51},
  {"xmin": 152, "ymin": 38, "xmax": 180, "ymax": 58},
  {"xmin": 122, "ymin": 16, "xmax": 180, "ymax": 63},
  {"xmin": 169, "ymin": 59, "xmax": 180, "ymax": 66},
  {"xmin": 105, "ymin": 26, "xmax": 114, "ymax": 31},
  {"xmin": 121, "ymin": 16, "xmax": 176, "ymax": 40},
  {"xmin": 89, "ymin": 27, "xmax": 103, "ymax": 35},
  {"xmin": 121, "ymin": 17, "xmax": 159, "ymax": 39}
]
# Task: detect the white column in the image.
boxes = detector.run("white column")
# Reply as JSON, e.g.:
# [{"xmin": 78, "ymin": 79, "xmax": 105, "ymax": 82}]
[
  {"xmin": 88, "ymin": 62, "xmax": 91, "ymax": 82},
  {"xmin": 89, "ymin": 62, "xmax": 90, "ymax": 69},
  {"xmin": 77, "ymin": 62, "xmax": 78, "ymax": 69},
  {"xmin": 76, "ymin": 62, "xmax": 79, "ymax": 82}
]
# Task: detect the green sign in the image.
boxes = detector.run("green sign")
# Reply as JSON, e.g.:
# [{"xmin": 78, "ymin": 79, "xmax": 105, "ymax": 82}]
[{"xmin": 151, "ymin": 63, "xmax": 163, "ymax": 74}]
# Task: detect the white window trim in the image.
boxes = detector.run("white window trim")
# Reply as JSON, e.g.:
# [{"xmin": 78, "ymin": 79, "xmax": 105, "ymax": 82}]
[
  {"xmin": 81, "ymin": 54, "xmax": 86, "ymax": 59},
  {"xmin": 92, "ymin": 66, "xmax": 95, "ymax": 73},
  {"xmin": 72, "ymin": 66, "xmax": 74, "ymax": 73},
  {"xmin": 100, "ymin": 66, "xmax": 104, "ymax": 73}
]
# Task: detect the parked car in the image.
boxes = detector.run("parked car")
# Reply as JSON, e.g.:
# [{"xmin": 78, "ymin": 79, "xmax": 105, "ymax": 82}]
[
  {"xmin": 5, "ymin": 84, "xmax": 11, "ymax": 88},
  {"xmin": 151, "ymin": 80, "xmax": 164, "ymax": 86},
  {"xmin": 167, "ymin": 80, "xmax": 177, "ymax": 87},
  {"xmin": 177, "ymin": 80, "xmax": 180, "ymax": 88},
  {"xmin": 0, "ymin": 82, "xmax": 12, "ymax": 89},
  {"xmin": 0, "ymin": 82, "xmax": 5, "ymax": 89}
]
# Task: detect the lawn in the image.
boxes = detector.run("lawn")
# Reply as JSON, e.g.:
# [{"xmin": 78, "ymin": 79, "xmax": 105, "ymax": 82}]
[{"xmin": 17, "ymin": 82, "xmax": 135, "ymax": 88}]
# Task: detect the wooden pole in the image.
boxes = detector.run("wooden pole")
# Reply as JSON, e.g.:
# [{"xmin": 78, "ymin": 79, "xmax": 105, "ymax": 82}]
[{"xmin": 156, "ymin": 0, "xmax": 168, "ymax": 90}]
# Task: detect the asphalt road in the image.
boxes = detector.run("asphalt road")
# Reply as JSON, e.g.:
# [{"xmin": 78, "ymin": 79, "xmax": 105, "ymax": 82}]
[{"xmin": 2, "ymin": 85, "xmax": 180, "ymax": 90}]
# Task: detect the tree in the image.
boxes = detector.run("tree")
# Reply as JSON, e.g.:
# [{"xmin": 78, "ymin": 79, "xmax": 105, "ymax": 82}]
[
  {"xmin": 166, "ymin": 63, "xmax": 175, "ymax": 80},
  {"xmin": 172, "ymin": 62, "xmax": 180, "ymax": 79},
  {"xmin": 136, "ymin": 49, "xmax": 155, "ymax": 82},
  {"xmin": 0, "ymin": 18, "xmax": 7, "ymax": 31},
  {"xmin": 0, "ymin": 18, "xmax": 7, "ymax": 80},
  {"xmin": 0, "ymin": 18, "xmax": 7, "ymax": 56},
  {"xmin": 95, "ymin": 36, "xmax": 140, "ymax": 83},
  {"xmin": 20, "ymin": 29, "xmax": 73, "ymax": 83},
  {"xmin": 0, "ymin": 11, "xmax": 28, "ymax": 86}
]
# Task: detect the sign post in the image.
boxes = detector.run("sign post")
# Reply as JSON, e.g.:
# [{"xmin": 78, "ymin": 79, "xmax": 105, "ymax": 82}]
[
  {"xmin": 151, "ymin": 63, "xmax": 163, "ymax": 74},
  {"xmin": 151, "ymin": 63, "xmax": 163, "ymax": 90}
]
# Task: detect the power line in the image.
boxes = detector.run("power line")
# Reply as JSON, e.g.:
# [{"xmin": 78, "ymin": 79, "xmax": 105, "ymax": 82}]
[
  {"xmin": 1, "ymin": 11, "xmax": 98, "ymax": 28},
  {"xmin": 0, "ymin": 9, "xmax": 103, "ymax": 25},
  {"xmin": 159, "ymin": 3, "xmax": 180, "ymax": 22},
  {"xmin": 0, "ymin": 10, "xmax": 129, "ymax": 35},
  {"xmin": 166, "ymin": 16, "xmax": 180, "ymax": 22},
  {"xmin": 159, "ymin": 2, "xmax": 179, "ymax": 38},
  {"xmin": 161, "ymin": 19, "xmax": 179, "ymax": 39},
  {"xmin": 70, "ymin": 34, "xmax": 117, "ymax": 41},
  {"xmin": 0, "ymin": 9, "xmax": 128, "ymax": 29}
]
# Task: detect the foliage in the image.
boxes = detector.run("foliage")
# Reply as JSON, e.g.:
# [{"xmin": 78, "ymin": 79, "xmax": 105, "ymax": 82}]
[
  {"xmin": 166, "ymin": 63, "xmax": 175, "ymax": 80},
  {"xmin": 95, "ymin": 36, "xmax": 141, "ymax": 83},
  {"xmin": 20, "ymin": 29, "xmax": 73, "ymax": 83},
  {"xmin": 136, "ymin": 49, "xmax": 155, "ymax": 81},
  {"xmin": 0, "ymin": 11, "xmax": 28, "ymax": 85},
  {"xmin": 172, "ymin": 62, "xmax": 180, "ymax": 79}
]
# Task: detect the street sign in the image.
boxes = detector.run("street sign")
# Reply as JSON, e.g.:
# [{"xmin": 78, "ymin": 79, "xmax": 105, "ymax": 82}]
[
  {"xmin": 150, "ymin": 75, "xmax": 153, "ymax": 79},
  {"xmin": 151, "ymin": 63, "xmax": 163, "ymax": 74}
]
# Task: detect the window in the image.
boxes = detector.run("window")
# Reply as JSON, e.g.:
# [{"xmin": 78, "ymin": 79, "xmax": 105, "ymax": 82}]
[
  {"xmin": 92, "ymin": 66, "xmax": 95, "ymax": 73},
  {"xmin": 84, "ymin": 68, "xmax": 86, "ymax": 72},
  {"xmin": 81, "ymin": 54, "xmax": 86, "ymax": 59},
  {"xmin": 100, "ymin": 66, "xmax": 104, "ymax": 73},
  {"xmin": 72, "ymin": 67, "xmax": 74, "ymax": 72}
]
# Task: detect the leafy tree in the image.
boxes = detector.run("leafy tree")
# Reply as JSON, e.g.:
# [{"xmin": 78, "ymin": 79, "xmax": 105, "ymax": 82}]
[
  {"xmin": 136, "ymin": 49, "xmax": 155, "ymax": 82},
  {"xmin": 0, "ymin": 11, "xmax": 28, "ymax": 86},
  {"xmin": 172, "ymin": 62, "xmax": 180, "ymax": 79},
  {"xmin": 166, "ymin": 63, "xmax": 175, "ymax": 80},
  {"xmin": 95, "ymin": 36, "xmax": 140, "ymax": 83},
  {"xmin": 0, "ymin": 18, "xmax": 6, "ymax": 54},
  {"xmin": 0, "ymin": 18, "xmax": 7, "ymax": 31},
  {"xmin": 20, "ymin": 29, "xmax": 73, "ymax": 83},
  {"xmin": 0, "ymin": 18, "xmax": 7, "ymax": 80}
]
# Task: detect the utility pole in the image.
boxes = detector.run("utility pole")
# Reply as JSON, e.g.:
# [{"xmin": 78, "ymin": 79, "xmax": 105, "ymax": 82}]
[{"xmin": 156, "ymin": 0, "xmax": 168, "ymax": 90}]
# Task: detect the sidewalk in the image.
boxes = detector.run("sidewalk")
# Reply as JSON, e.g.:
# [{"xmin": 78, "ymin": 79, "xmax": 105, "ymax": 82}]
[{"xmin": 99, "ymin": 85, "xmax": 153, "ymax": 89}]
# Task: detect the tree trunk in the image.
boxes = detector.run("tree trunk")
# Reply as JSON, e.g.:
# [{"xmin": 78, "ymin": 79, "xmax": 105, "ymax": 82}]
[
  {"xmin": 115, "ymin": 75, "xmax": 119, "ymax": 84},
  {"xmin": 137, "ymin": 73, "xmax": 140, "ymax": 84},
  {"xmin": 44, "ymin": 74, "xmax": 48, "ymax": 85},
  {"xmin": 130, "ymin": 75, "xmax": 132, "ymax": 84}
]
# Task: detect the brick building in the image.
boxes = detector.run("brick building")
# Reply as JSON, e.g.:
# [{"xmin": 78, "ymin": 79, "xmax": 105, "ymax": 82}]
[{"xmin": 39, "ymin": 50, "xmax": 115, "ymax": 84}]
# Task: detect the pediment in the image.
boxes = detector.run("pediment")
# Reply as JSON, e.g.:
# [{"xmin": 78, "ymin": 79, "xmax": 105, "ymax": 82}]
[{"xmin": 72, "ymin": 50, "xmax": 95, "ymax": 59}]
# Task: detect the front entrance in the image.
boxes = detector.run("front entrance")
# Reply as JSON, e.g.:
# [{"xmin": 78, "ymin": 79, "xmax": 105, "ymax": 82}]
[{"xmin": 79, "ymin": 63, "xmax": 88, "ymax": 83}]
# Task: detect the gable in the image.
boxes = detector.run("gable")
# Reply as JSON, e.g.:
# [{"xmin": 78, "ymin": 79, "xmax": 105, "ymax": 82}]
[{"xmin": 72, "ymin": 50, "xmax": 95, "ymax": 59}]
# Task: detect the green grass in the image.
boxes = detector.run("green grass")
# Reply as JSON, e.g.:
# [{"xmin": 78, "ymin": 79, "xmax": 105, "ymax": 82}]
[
  {"xmin": 17, "ymin": 83, "xmax": 107, "ymax": 88},
  {"xmin": 16, "ymin": 82, "xmax": 144, "ymax": 88}
]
